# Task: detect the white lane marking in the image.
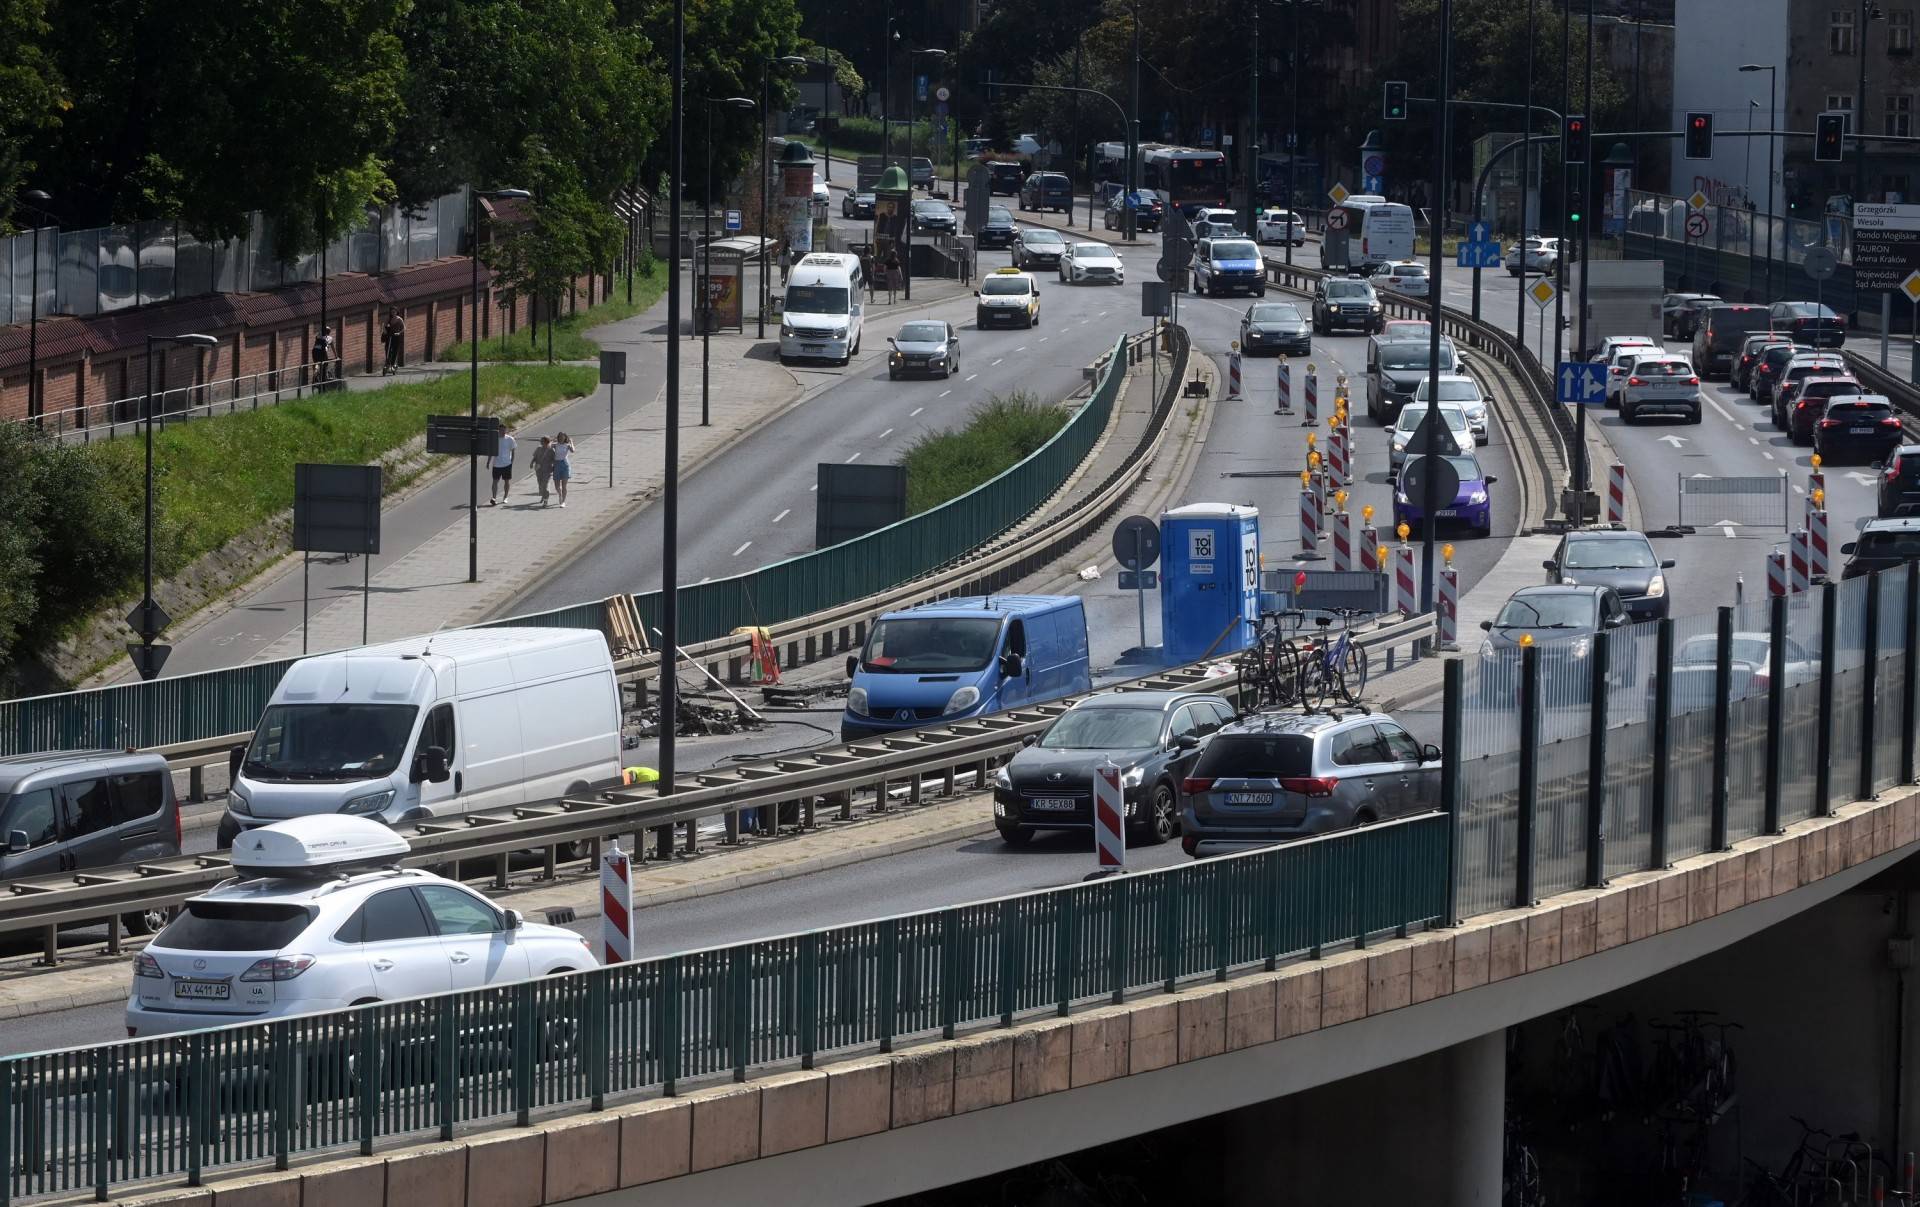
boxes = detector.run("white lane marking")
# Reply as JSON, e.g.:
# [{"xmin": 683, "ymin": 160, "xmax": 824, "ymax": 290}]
[
  {"xmin": 1039, "ymin": 336, "xmax": 1049, "ymax": 342},
  {"xmin": 1724, "ymin": 526, "xmax": 1737, "ymax": 539},
  {"xmin": 731, "ymin": 542, "xmax": 752, "ymax": 557},
  {"xmin": 992, "ymin": 358, "xmax": 1004, "ymax": 366},
  {"xmin": 1793, "ymin": 484, "xmax": 1806, "ymax": 494},
  {"xmin": 1015, "ymin": 346, "xmax": 1027, "ymax": 352},
  {"xmin": 1761, "ymin": 451, "xmax": 1774, "ymax": 460},
  {"xmin": 967, "ymin": 374, "xmax": 979, "ymax": 381},
  {"xmin": 771, "ymin": 509, "xmax": 790, "ymax": 524},
  {"xmin": 1707, "ymin": 398, "xmax": 1737, "ymax": 424},
  {"xmin": 1748, "ymin": 436, "xmax": 1760, "ymax": 445},
  {"xmin": 878, "ymin": 427, "xmax": 894, "ymax": 440},
  {"xmin": 913, "ymin": 405, "xmax": 927, "ymax": 414},
  {"xmin": 846, "ymin": 451, "xmax": 862, "ymax": 462}
]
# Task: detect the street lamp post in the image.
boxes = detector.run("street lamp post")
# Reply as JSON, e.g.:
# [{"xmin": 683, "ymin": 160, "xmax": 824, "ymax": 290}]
[
  {"xmin": 1420, "ymin": 0, "xmax": 1454, "ymax": 613},
  {"xmin": 1739, "ymin": 64, "xmax": 1778, "ymax": 299},
  {"xmin": 468, "ymin": 187, "xmax": 530, "ymax": 584},
  {"xmin": 132, "ymin": 331, "xmax": 219, "ymax": 681},
  {"xmin": 883, "ymin": 11, "xmax": 900, "ymax": 171},
  {"xmin": 759, "ymin": 55, "xmax": 807, "ymax": 339},
  {"xmin": 661, "ymin": 0, "xmax": 686, "ymax": 806},
  {"xmin": 17, "ymin": 190, "xmax": 54, "ymax": 422},
  {"xmin": 906, "ymin": 48, "xmax": 948, "ymax": 198},
  {"xmin": 705, "ymin": 96, "xmax": 756, "ymax": 428},
  {"xmin": 1128, "ymin": 0, "xmax": 1141, "ymax": 241}
]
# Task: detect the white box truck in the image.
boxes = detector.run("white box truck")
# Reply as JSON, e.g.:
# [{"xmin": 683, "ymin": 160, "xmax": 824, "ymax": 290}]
[
  {"xmin": 1568, "ymin": 259, "xmax": 1664, "ymax": 359},
  {"xmin": 219, "ymin": 628, "xmax": 623, "ymax": 847}
]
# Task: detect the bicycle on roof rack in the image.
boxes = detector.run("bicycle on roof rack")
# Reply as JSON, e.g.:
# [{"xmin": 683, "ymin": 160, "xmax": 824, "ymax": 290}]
[{"xmin": 1296, "ymin": 608, "xmax": 1372, "ymax": 710}]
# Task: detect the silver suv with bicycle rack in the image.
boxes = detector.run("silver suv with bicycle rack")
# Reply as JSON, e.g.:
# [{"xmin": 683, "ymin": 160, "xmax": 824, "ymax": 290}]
[{"xmin": 1178, "ymin": 708, "xmax": 1440, "ymax": 857}]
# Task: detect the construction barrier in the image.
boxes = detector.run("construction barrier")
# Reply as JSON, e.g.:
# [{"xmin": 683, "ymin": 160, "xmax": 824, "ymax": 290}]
[
  {"xmin": 1276, "ymin": 357, "xmax": 1292, "ymax": 414},
  {"xmin": 1298, "ymin": 487, "xmax": 1323, "ymax": 558},
  {"xmin": 1393, "ymin": 543, "xmax": 1418, "ymax": 618},
  {"xmin": 1768, "ymin": 548, "xmax": 1789, "ymax": 597},
  {"xmin": 1330, "ymin": 509, "xmax": 1353, "ymax": 572},
  {"xmin": 600, "ymin": 842, "xmax": 634, "ymax": 964},
  {"xmin": 1093, "ymin": 762, "xmax": 1126, "ymax": 871},
  {"xmin": 1436, "ymin": 558, "xmax": 1460, "ymax": 649},
  {"xmin": 1360, "ymin": 524, "xmax": 1381, "ymax": 573},
  {"xmin": 1809, "ymin": 508, "xmax": 1829, "ymax": 582},
  {"xmin": 733, "ymin": 626, "xmax": 782, "ymax": 684},
  {"xmin": 1789, "ymin": 528, "xmax": 1811, "ymax": 594},
  {"xmin": 1302, "ymin": 364, "xmax": 1318, "ymax": 427},
  {"xmin": 1227, "ymin": 350, "xmax": 1243, "ymax": 399},
  {"xmin": 1328, "ymin": 424, "xmax": 1349, "ymax": 490},
  {"xmin": 1606, "ymin": 463, "xmax": 1627, "ymax": 526}
]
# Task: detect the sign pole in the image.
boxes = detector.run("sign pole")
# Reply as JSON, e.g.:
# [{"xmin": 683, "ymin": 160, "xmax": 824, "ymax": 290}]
[
  {"xmin": 363, "ymin": 551, "xmax": 371, "ymax": 645},
  {"xmin": 1885, "ymin": 293, "xmax": 1894, "ymax": 370},
  {"xmin": 608, "ymin": 380, "xmax": 616, "ymax": 487},
  {"xmin": 1134, "ymin": 526, "xmax": 1148, "ymax": 651},
  {"xmin": 302, "ymin": 553, "xmax": 310, "ymax": 656}
]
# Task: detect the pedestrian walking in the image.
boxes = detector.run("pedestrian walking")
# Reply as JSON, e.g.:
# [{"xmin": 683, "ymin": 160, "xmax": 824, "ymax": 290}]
[
  {"xmin": 310, "ymin": 327, "xmax": 333, "ymax": 387},
  {"xmin": 881, "ymin": 248, "xmax": 902, "ymax": 303},
  {"xmin": 778, "ymin": 243, "xmax": 792, "ymax": 285},
  {"xmin": 551, "ymin": 431, "xmax": 576, "ymax": 508},
  {"xmin": 489, "ymin": 426, "xmax": 517, "ymax": 505},
  {"xmin": 381, "ymin": 310, "xmax": 405, "ymax": 375},
  {"xmin": 531, "ymin": 435, "xmax": 556, "ymax": 506}
]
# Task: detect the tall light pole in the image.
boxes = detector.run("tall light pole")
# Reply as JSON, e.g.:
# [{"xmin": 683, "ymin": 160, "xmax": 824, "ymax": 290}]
[
  {"xmin": 1421, "ymin": 0, "xmax": 1453, "ymax": 612},
  {"xmin": 132, "ymin": 331, "xmax": 218, "ymax": 681},
  {"xmin": 1287, "ymin": 0, "xmax": 1299, "ymax": 265},
  {"xmin": 1245, "ymin": 4, "xmax": 1260, "ymax": 235},
  {"xmin": 17, "ymin": 189, "xmax": 53, "ymax": 422},
  {"xmin": 1516, "ymin": 0, "xmax": 1535, "ymax": 353},
  {"xmin": 906, "ymin": 47, "xmax": 948, "ymax": 194},
  {"xmin": 661, "ymin": 0, "xmax": 686, "ymax": 806},
  {"xmin": 704, "ymin": 95, "xmax": 755, "ymax": 427},
  {"xmin": 1858, "ymin": 0, "xmax": 1885, "ymax": 213},
  {"xmin": 759, "ymin": 54, "xmax": 807, "ymax": 339},
  {"xmin": 1128, "ymin": 0, "xmax": 1141, "ymax": 241},
  {"xmin": 468, "ymin": 186, "xmax": 529, "ymax": 584},
  {"xmin": 1740, "ymin": 64, "xmax": 1778, "ymax": 299},
  {"xmin": 882, "ymin": 11, "xmax": 900, "ymax": 170}
]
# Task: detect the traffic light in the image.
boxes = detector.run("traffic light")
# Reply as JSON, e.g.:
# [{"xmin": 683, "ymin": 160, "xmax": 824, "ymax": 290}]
[
  {"xmin": 1383, "ymin": 81, "xmax": 1408, "ymax": 121},
  {"xmin": 1684, "ymin": 111, "xmax": 1714, "ymax": 160},
  {"xmin": 1816, "ymin": 111, "xmax": 1846, "ymax": 162},
  {"xmin": 1565, "ymin": 114, "xmax": 1589, "ymax": 163}
]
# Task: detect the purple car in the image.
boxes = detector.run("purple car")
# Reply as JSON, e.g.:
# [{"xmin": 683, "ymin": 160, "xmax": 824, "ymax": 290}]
[{"xmin": 1394, "ymin": 453, "xmax": 1496, "ymax": 538}]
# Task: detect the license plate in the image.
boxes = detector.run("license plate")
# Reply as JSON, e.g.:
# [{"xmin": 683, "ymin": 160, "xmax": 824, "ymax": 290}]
[
  {"xmin": 801, "ymin": 344, "xmax": 825, "ymax": 353},
  {"xmin": 173, "ymin": 979, "xmax": 231, "ymax": 1001},
  {"xmin": 1437, "ymin": 508, "xmax": 1460, "ymax": 518},
  {"xmin": 1853, "ymin": 426, "xmax": 1875, "ymax": 435},
  {"xmin": 1224, "ymin": 792, "xmax": 1274, "ymax": 805},
  {"xmin": 1029, "ymin": 798, "xmax": 1077, "ymax": 812}
]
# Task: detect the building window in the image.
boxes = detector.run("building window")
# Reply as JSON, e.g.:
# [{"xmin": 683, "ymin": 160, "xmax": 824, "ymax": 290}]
[
  {"xmin": 1893, "ymin": 10, "xmax": 1915, "ymax": 51},
  {"xmin": 1829, "ymin": 94, "xmax": 1857, "ymax": 132},
  {"xmin": 1882, "ymin": 174, "xmax": 1911, "ymax": 201},
  {"xmin": 1889, "ymin": 94, "xmax": 1913, "ymax": 136},
  {"xmin": 1833, "ymin": 8, "xmax": 1857, "ymax": 53}
]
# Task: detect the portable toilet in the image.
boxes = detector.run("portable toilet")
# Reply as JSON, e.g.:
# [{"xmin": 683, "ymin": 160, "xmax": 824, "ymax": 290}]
[{"xmin": 1159, "ymin": 503, "xmax": 1261, "ymax": 664}]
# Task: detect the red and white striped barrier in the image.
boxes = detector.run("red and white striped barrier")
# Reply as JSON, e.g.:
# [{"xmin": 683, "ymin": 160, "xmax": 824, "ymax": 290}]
[
  {"xmin": 1330, "ymin": 509, "xmax": 1353, "ymax": 571},
  {"xmin": 1093, "ymin": 761, "xmax": 1126, "ymax": 871},
  {"xmin": 1360, "ymin": 525, "xmax": 1381, "ymax": 573},
  {"xmin": 1606, "ymin": 463, "xmax": 1627, "ymax": 526},
  {"xmin": 1789, "ymin": 528, "xmax": 1811, "ymax": 594},
  {"xmin": 1393, "ymin": 543, "xmax": 1418, "ymax": 618},
  {"xmin": 1227, "ymin": 350, "xmax": 1243, "ymax": 400},
  {"xmin": 1302, "ymin": 365, "xmax": 1319, "ymax": 427},
  {"xmin": 600, "ymin": 842, "xmax": 634, "ymax": 964},
  {"xmin": 1275, "ymin": 358, "xmax": 1292, "ymax": 414},
  {"xmin": 1808, "ymin": 508, "xmax": 1829, "ymax": 581},
  {"xmin": 1767, "ymin": 548, "xmax": 1789, "ymax": 597},
  {"xmin": 1437, "ymin": 560, "xmax": 1460, "ymax": 649},
  {"xmin": 1299, "ymin": 488, "xmax": 1322, "ymax": 555},
  {"xmin": 1328, "ymin": 425, "xmax": 1349, "ymax": 490}
]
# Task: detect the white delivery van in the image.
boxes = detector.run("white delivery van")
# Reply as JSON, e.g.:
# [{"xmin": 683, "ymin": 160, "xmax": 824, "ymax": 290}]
[
  {"xmin": 218, "ymin": 628, "xmax": 622, "ymax": 847},
  {"xmin": 781, "ymin": 252, "xmax": 865, "ymax": 366}
]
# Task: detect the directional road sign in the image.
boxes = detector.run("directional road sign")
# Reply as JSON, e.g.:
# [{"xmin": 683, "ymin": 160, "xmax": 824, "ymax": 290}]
[
  {"xmin": 1528, "ymin": 278, "xmax": 1558, "ymax": 308},
  {"xmin": 1325, "ymin": 209, "xmax": 1349, "ymax": 232},
  {"xmin": 1362, "ymin": 174, "xmax": 1383, "ymax": 194},
  {"xmin": 1468, "ymin": 220, "xmax": 1492, "ymax": 243},
  {"xmin": 1685, "ymin": 212, "xmax": 1708, "ymax": 239},
  {"xmin": 1556, "ymin": 360, "xmax": 1609, "ymax": 406},
  {"xmin": 1328, "ymin": 182, "xmax": 1350, "ymax": 205},
  {"xmin": 935, "ymin": 86, "xmax": 950, "ymax": 102},
  {"xmin": 1855, "ymin": 203, "xmax": 1920, "ymax": 290},
  {"xmin": 1901, "ymin": 270, "xmax": 1920, "ymax": 304},
  {"xmin": 1687, "ymin": 190, "xmax": 1711, "ymax": 212},
  {"xmin": 1113, "ymin": 515, "xmax": 1162, "ymax": 569},
  {"xmin": 1456, "ymin": 242, "xmax": 1503, "ymax": 269}
]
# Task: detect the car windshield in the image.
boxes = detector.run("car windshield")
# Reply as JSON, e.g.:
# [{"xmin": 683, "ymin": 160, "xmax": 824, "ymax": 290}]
[
  {"xmin": 1562, "ymin": 539, "xmax": 1657, "ymax": 570},
  {"xmin": 1830, "ymin": 402, "xmax": 1895, "ymax": 419},
  {"xmin": 243, "ymin": 703, "xmax": 418, "ymax": 782},
  {"xmin": 1071, "ymin": 243, "xmax": 1111, "ymax": 257},
  {"xmin": 1632, "ymin": 361, "xmax": 1693, "ymax": 377},
  {"xmin": 1125, "ymin": 191, "xmax": 1159, "ymax": 206},
  {"xmin": 1210, "ymin": 240, "xmax": 1258, "ymax": 260},
  {"xmin": 1494, "ymin": 594, "xmax": 1596, "ymax": 629},
  {"xmin": 987, "ymin": 207, "xmax": 1012, "ymax": 224},
  {"xmin": 914, "ymin": 203, "xmax": 950, "ymax": 217},
  {"xmin": 854, "ymin": 192, "xmax": 874, "ymax": 202},
  {"xmin": 1396, "ymin": 405, "xmax": 1467, "ymax": 432},
  {"xmin": 1678, "ymin": 637, "xmax": 1774, "ymax": 666},
  {"xmin": 1022, "ymin": 229, "xmax": 1063, "ymax": 244},
  {"xmin": 1417, "ymin": 379, "xmax": 1482, "ymax": 402},
  {"xmin": 981, "ymin": 276, "xmax": 1031, "ymax": 295},
  {"xmin": 1763, "ymin": 347, "xmax": 1798, "ymax": 366},
  {"xmin": 158, "ymin": 901, "xmax": 314, "ymax": 952},
  {"xmin": 1326, "ymin": 281, "xmax": 1371, "ymax": 299},
  {"xmin": 860, "ymin": 616, "xmax": 1002, "ymax": 673},
  {"xmin": 1786, "ymin": 302, "xmax": 1839, "ymax": 318},
  {"xmin": 1859, "ymin": 530, "xmax": 1920, "ymax": 559},
  {"xmin": 1443, "ymin": 455, "xmax": 1485, "ymax": 481},
  {"xmin": 898, "ymin": 322, "xmax": 946, "ymax": 343},
  {"xmin": 1249, "ymin": 304, "xmax": 1303, "ymax": 322},
  {"xmin": 1039, "ymin": 707, "xmax": 1164, "ymax": 750},
  {"xmin": 1192, "ymin": 734, "xmax": 1314, "ymax": 779},
  {"xmin": 1687, "ymin": 296, "xmax": 1724, "ymax": 308},
  {"xmin": 1382, "ymin": 346, "xmax": 1450, "ymax": 371},
  {"xmin": 1385, "ymin": 323, "xmax": 1431, "ymax": 338},
  {"xmin": 786, "ymin": 285, "xmax": 849, "ymax": 313},
  {"xmin": 1388, "ymin": 264, "xmax": 1427, "ymax": 276}
]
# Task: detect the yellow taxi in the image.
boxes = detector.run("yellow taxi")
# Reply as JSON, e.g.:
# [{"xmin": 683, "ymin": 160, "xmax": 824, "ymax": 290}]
[{"xmin": 975, "ymin": 266, "xmax": 1042, "ymax": 329}]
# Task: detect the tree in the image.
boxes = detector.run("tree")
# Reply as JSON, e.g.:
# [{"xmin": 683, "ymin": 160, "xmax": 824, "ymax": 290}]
[
  {"xmin": 481, "ymin": 141, "xmax": 626, "ymax": 340},
  {"xmin": 0, "ymin": 0, "xmax": 64, "ymax": 230}
]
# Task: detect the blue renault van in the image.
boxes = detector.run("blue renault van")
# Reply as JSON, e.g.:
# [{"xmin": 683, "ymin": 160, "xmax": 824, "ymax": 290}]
[{"xmin": 841, "ymin": 596, "xmax": 1092, "ymax": 740}]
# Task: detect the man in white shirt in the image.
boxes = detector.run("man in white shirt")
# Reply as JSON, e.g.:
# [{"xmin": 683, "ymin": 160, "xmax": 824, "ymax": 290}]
[{"xmin": 489, "ymin": 427, "xmax": 517, "ymax": 505}]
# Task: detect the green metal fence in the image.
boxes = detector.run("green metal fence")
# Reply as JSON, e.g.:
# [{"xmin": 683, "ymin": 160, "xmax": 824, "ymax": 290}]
[
  {"xmin": 0, "ymin": 337, "xmax": 1134, "ymax": 755},
  {"xmin": 0, "ymin": 812, "xmax": 1446, "ymax": 1204}
]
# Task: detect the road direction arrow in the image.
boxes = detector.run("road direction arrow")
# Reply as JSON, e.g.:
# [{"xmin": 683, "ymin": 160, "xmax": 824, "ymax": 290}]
[
  {"xmin": 1848, "ymin": 471, "xmax": 1880, "ymax": 487},
  {"xmin": 1658, "ymin": 434, "xmax": 1690, "ymax": 448}
]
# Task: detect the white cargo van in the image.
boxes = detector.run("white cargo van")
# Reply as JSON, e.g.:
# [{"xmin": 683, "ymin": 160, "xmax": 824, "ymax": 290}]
[
  {"xmin": 781, "ymin": 252, "xmax": 865, "ymax": 366},
  {"xmin": 218, "ymin": 628, "xmax": 622, "ymax": 847}
]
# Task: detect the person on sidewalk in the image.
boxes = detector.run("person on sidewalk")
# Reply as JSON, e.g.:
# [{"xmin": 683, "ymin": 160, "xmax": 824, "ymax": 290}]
[
  {"xmin": 881, "ymin": 248, "xmax": 902, "ymax": 303},
  {"xmin": 310, "ymin": 327, "xmax": 332, "ymax": 387},
  {"xmin": 530, "ymin": 435, "xmax": 556, "ymax": 506},
  {"xmin": 489, "ymin": 426, "xmax": 517, "ymax": 505},
  {"xmin": 778, "ymin": 244, "xmax": 791, "ymax": 285},
  {"xmin": 381, "ymin": 310, "xmax": 405, "ymax": 375},
  {"xmin": 551, "ymin": 431, "xmax": 575, "ymax": 507}
]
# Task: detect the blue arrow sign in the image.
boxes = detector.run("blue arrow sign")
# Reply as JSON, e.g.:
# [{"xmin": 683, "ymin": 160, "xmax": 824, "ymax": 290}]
[
  {"xmin": 1457, "ymin": 242, "xmax": 1502, "ymax": 269},
  {"xmin": 1556, "ymin": 360, "xmax": 1609, "ymax": 406},
  {"xmin": 1468, "ymin": 220, "xmax": 1492, "ymax": 243}
]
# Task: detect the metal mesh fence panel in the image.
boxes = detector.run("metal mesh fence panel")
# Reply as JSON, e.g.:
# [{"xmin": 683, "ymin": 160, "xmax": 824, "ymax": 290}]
[
  {"xmin": 1726, "ymin": 594, "xmax": 1775, "ymax": 841},
  {"xmin": 1876, "ymin": 570, "xmax": 1910, "ymax": 794},
  {"xmin": 1532, "ymin": 629, "xmax": 1597, "ymax": 899},
  {"xmin": 1456, "ymin": 657, "xmax": 1519, "ymax": 917},
  {"xmin": 1603, "ymin": 617, "xmax": 1660, "ymax": 878},
  {"xmin": 1667, "ymin": 609, "xmax": 1727, "ymax": 861},
  {"xmin": 1830, "ymin": 578, "xmax": 1871, "ymax": 810},
  {"xmin": 1780, "ymin": 593, "xmax": 1825, "ymax": 825}
]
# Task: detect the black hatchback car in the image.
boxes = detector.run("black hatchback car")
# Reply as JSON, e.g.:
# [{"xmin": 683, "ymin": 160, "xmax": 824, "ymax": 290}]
[
  {"xmin": 1879, "ymin": 445, "xmax": 1920, "ymax": 517},
  {"xmin": 1813, "ymin": 395, "xmax": 1902, "ymax": 464},
  {"xmin": 1843, "ymin": 518, "xmax": 1920, "ymax": 580},
  {"xmin": 1239, "ymin": 301, "xmax": 1312, "ymax": 357},
  {"xmin": 993, "ymin": 690, "xmax": 1236, "ymax": 846},
  {"xmin": 1769, "ymin": 300, "xmax": 1848, "ymax": 348},
  {"xmin": 1103, "ymin": 190, "xmax": 1164, "ymax": 232},
  {"xmin": 976, "ymin": 204, "xmax": 1018, "ymax": 249},
  {"xmin": 1013, "ymin": 227, "xmax": 1066, "ymax": 270},
  {"xmin": 1544, "ymin": 529, "xmax": 1674, "ymax": 621},
  {"xmin": 1477, "ymin": 585, "xmax": 1634, "ymax": 704}
]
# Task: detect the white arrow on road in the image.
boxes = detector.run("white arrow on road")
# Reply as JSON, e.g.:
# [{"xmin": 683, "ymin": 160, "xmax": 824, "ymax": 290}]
[
  {"xmin": 1847, "ymin": 471, "xmax": 1878, "ymax": 487},
  {"xmin": 1658, "ymin": 434, "xmax": 1690, "ymax": 448},
  {"xmin": 1714, "ymin": 519, "xmax": 1741, "ymax": 539}
]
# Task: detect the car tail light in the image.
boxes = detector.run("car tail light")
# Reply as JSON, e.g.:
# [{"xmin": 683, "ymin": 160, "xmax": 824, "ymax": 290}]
[
  {"xmin": 1890, "ymin": 463, "xmax": 1904, "ymax": 482},
  {"xmin": 1627, "ymin": 376, "xmax": 1645, "ymax": 386},
  {"xmin": 133, "ymin": 953, "xmax": 164, "ymax": 979},
  {"xmin": 1886, "ymin": 418, "xmax": 1905, "ymax": 428},
  {"xmin": 1752, "ymin": 671, "xmax": 1770, "ymax": 693},
  {"xmin": 1798, "ymin": 399, "xmax": 1810, "ymax": 410},
  {"xmin": 1821, "ymin": 418, "xmax": 1841, "ymax": 428},
  {"xmin": 240, "ymin": 955, "xmax": 316, "ymax": 982},
  {"xmin": 1688, "ymin": 376, "xmax": 1700, "ymax": 386},
  {"xmin": 1279, "ymin": 776, "xmax": 1340, "ymax": 797},
  {"xmin": 1181, "ymin": 777, "xmax": 1214, "ymax": 794},
  {"xmin": 169, "ymin": 798, "xmax": 182, "ymax": 852}
]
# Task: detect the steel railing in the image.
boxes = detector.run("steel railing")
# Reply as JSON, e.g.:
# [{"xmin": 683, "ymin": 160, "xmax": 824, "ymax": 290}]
[
  {"xmin": 18, "ymin": 365, "xmax": 372, "ymax": 445},
  {"xmin": 0, "ymin": 809, "xmax": 1447, "ymax": 1206}
]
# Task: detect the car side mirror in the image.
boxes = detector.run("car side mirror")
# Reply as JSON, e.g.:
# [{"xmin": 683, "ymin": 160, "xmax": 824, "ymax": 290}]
[
  {"xmin": 1542, "ymin": 559, "xmax": 1558, "ymax": 573},
  {"xmin": 229, "ymin": 745, "xmax": 246, "ymax": 781},
  {"xmin": 1843, "ymin": 541, "xmax": 1858, "ymax": 555},
  {"xmin": 1660, "ymin": 559, "xmax": 1676, "ymax": 569},
  {"xmin": 414, "ymin": 745, "xmax": 451, "ymax": 784},
  {"xmin": 1175, "ymin": 733, "xmax": 1200, "ymax": 750},
  {"xmin": 1485, "ymin": 476, "xmax": 1498, "ymax": 485},
  {"xmin": 6, "ymin": 830, "xmax": 27, "ymax": 854},
  {"xmin": 1607, "ymin": 613, "xmax": 1628, "ymax": 627},
  {"xmin": 505, "ymin": 908, "xmax": 523, "ymax": 931},
  {"xmin": 887, "ymin": 337, "xmax": 896, "ymax": 348},
  {"xmin": 1000, "ymin": 650, "xmax": 1025, "ymax": 678},
  {"xmin": 845, "ymin": 654, "xmax": 859, "ymax": 678},
  {"xmin": 1021, "ymin": 733, "xmax": 1038, "ymax": 747},
  {"xmin": 974, "ymin": 290, "xmax": 981, "ymax": 297},
  {"xmin": 1479, "ymin": 620, "xmax": 1494, "ymax": 631},
  {"xmin": 1422, "ymin": 743, "xmax": 1442, "ymax": 763}
]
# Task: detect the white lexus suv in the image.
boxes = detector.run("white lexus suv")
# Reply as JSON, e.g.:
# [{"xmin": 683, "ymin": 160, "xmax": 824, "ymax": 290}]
[{"xmin": 126, "ymin": 816, "xmax": 596, "ymax": 1036}]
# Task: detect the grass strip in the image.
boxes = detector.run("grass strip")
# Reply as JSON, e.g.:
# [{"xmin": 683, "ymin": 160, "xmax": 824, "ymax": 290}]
[
  {"xmin": 442, "ymin": 262, "xmax": 667, "ymax": 363},
  {"xmin": 901, "ymin": 393, "xmax": 1070, "ymax": 515}
]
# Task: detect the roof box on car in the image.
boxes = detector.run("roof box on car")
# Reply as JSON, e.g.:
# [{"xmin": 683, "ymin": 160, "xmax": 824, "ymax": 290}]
[{"xmin": 229, "ymin": 815, "xmax": 411, "ymax": 879}]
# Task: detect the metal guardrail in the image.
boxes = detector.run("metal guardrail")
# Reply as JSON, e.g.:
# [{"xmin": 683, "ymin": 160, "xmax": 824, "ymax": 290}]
[
  {"xmin": 22, "ymin": 366, "xmax": 358, "ymax": 444},
  {"xmin": 0, "ymin": 809, "xmax": 1447, "ymax": 1206},
  {"xmin": 0, "ymin": 612, "xmax": 1438, "ymax": 945},
  {"xmin": 1843, "ymin": 350, "xmax": 1920, "ymax": 439}
]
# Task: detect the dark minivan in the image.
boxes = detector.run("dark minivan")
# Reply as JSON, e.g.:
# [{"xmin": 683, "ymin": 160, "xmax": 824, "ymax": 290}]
[
  {"xmin": 1691, "ymin": 304, "xmax": 1773, "ymax": 378},
  {"xmin": 1019, "ymin": 172, "xmax": 1072, "ymax": 213},
  {"xmin": 986, "ymin": 161, "xmax": 1025, "ymax": 195},
  {"xmin": 0, "ymin": 750, "xmax": 182, "ymax": 932}
]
